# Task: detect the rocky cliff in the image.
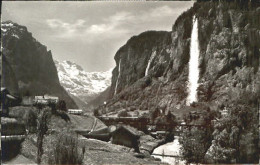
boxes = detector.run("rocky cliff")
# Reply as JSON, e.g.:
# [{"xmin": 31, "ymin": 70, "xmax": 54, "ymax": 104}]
[
  {"xmin": 1, "ymin": 21, "xmax": 77, "ymax": 108},
  {"xmin": 98, "ymin": 1, "xmax": 259, "ymax": 163},
  {"xmin": 100, "ymin": 1, "xmax": 260, "ymax": 115}
]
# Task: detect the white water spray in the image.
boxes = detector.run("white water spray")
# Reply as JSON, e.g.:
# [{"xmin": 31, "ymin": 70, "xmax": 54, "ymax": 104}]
[
  {"xmin": 114, "ymin": 59, "xmax": 121, "ymax": 95},
  {"xmin": 145, "ymin": 51, "xmax": 156, "ymax": 76},
  {"xmin": 187, "ymin": 16, "xmax": 200, "ymax": 105}
]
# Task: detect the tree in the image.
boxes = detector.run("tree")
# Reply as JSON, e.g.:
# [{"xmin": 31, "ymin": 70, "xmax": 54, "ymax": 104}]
[
  {"xmin": 150, "ymin": 107, "xmax": 161, "ymax": 123},
  {"xmin": 48, "ymin": 132, "xmax": 85, "ymax": 165},
  {"xmin": 179, "ymin": 105, "xmax": 215, "ymax": 163},
  {"xmin": 205, "ymin": 89, "xmax": 259, "ymax": 164},
  {"xmin": 24, "ymin": 109, "xmax": 37, "ymax": 133},
  {"xmin": 56, "ymin": 100, "xmax": 67, "ymax": 112},
  {"xmin": 117, "ymin": 109, "xmax": 128, "ymax": 117},
  {"xmin": 37, "ymin": 108, "xmax": 51, "ymax": 164},
  {"xmin": 180, "ymin": 127, "xmax": 212, "ymax": 164}
]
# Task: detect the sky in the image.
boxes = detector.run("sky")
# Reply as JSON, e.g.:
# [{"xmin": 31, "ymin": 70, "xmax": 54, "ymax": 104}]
[{"xmin": 2, "ymin": 1, "xmax": 194, "ymax": 72}]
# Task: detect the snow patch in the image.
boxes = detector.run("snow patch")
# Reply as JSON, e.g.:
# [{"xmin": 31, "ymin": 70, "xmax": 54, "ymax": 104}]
[
  {"xmin": 12, "ymin": 34, "xmax": 19, "ymax": 39},
  {"xmin": 55, "ymin": 60, "xmax": 112, "ymax": 103},
  {"xmin": 2, "ymin": 23, "xmax": 14, "ymax": 27},
  {"xmin": 1, "ymin": 28, "xmax": 7, "ymax": 32}
]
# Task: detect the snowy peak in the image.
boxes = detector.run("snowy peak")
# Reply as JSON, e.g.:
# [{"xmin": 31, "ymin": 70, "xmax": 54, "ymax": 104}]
[
  {"xmin": 1, "ymin": 21, "xmax": 28, "ymax": 40},
  {"xmin": 55, "ymin": 60, "xmax": 112, "ymax": 104}
]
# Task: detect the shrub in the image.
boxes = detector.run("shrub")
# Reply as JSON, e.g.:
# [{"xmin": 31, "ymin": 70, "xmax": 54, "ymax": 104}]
[
  {"xmin": 56, "ymin": 100, "xmax": 67, "ymax": 112},
  {"xmin": 24, "ymin": 109, "xmax": 37, "ymax": 133},
  {"xmin": 48, "ymin": 132, "xmax": 85, "ymax": 165},
  {"xmin": 37, "ymin": 108, "xmax": 51, "ymax": 164},
  {"xmin": 117, "ymin": 109, "xmax": 129, "ymax": 117}
]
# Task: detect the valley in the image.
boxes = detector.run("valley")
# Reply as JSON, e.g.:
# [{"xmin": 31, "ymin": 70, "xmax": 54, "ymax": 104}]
[{"xmin": 1, "ymin": 1, "xmax": 260, "ymax": 165}]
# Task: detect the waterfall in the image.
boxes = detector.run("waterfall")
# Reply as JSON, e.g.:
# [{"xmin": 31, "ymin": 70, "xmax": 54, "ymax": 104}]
[
  {"xmin": 145, "ymin": 51, "xmax": 156, "ymax": 76},
  {"xmin": 114, "ymin": 59, "xmax": 121, "ymax": 95},
  {"xmin": 187, "ymin": 16, "xmax": 200, "ymax": 105}
]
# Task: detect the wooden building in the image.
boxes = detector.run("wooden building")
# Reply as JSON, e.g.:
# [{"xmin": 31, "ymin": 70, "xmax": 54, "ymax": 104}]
[
  {"xmin": 68, "ymin": 109, "xmax": 83, "ymax": 115},
  {"xmin": 1, "ymin": 88, "xmax": 18, "ymax": 116},
  {"xmin": 34, "ymin": 94, "xmax": 59, "ymax": 105},
  {"xmin": 111, "ymin": 125, "xmax": 140, "ymax": 152},
  {"xmin": 21, "ymin": 96, "xmax": 34, "ymax": 106}
]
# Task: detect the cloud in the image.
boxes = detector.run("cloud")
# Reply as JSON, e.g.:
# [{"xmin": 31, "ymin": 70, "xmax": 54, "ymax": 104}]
[
  {"xmin": 45, "ymin": 5, "xmax": 183, "ymax": 41},
  {"xmin": 46, "ymin": 19, "xmax": 86, "ymax": 36},
  {"xmin": 137, "ymin": 5, "xmax": 179, "ymax": 22},
  {"xmin": 86, "ymin": 12, "xmax": 132, "ymax": 34}
]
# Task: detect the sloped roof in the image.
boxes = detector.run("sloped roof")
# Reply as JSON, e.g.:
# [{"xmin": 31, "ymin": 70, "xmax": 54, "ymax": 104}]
[{"xmin": 112, "ymin": 125, "xmax": 143, "ymax": 137}]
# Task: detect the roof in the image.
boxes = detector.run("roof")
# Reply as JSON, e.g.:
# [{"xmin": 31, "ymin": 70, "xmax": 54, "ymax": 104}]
[
  {"xmin": 112, "ymin": 125, "xmax": 142, "ymax": 137},
  {"xmin": 44, "ymin": 95, "xmax": 58, "ymax": 100},
  {"xmin": 1, "ymin": 87, "xmax": 7, "ymax": 92},
  {"xmin": 68, "ymin": 109, "xmax": 83, "ymax": 111},
  {"xmin": 6, "ymin": 94, "xmax": 17, "ymax": 100}
]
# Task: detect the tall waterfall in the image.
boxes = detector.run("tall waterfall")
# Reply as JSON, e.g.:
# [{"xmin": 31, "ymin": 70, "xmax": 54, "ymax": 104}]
[
  {"xmin": 145, "ymin": 51, "xmax": 156, "ymax": 76},
  {"xmin": 114, "ymin": 59, "xmax": 121, "ymax": 96},
  {"xmin": 187, "ymin": 16, "xmax": 199, "ymax": 105}
]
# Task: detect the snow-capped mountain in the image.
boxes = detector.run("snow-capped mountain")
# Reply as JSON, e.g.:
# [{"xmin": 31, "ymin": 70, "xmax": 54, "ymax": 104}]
[{"xmin": 55, "ymin": 60, "xmax": 112, "ymax": 105}]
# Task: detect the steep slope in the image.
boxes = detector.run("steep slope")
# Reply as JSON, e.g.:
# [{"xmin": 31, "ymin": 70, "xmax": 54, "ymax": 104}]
[
  {"xmin": 96, "ymin": 1, "xmax": 259, "ymax": 163},
  {"xmin": 98, "ymin": 1, "xmax": 260, "ymax": 115},
  {"xmin": 55, "ymin": 60, "xmax": 112, "ymax": 106},
  {"xmin": 1, "ymin": 21, "xmax": 77, "ymax": 108}
]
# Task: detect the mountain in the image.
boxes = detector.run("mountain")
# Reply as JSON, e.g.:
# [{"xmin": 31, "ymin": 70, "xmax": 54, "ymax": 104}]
[
  {"xmin": 98, "ymin": 1, "xmax": 260, "ymax": 113},
  {"xmin": 1, "ymin": 21, "xmax": 77, "ymax": 108},
  {"xmin": 54, "ymin": 60, "xmax": 112, "ymax": 107},
  {"xmin": 95, "ymin": 2, "xmax": 259, "ymax": 163}
]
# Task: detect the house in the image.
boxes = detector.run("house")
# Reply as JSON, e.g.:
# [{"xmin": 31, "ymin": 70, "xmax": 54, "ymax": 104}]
[
  {"xmin": 221, "ymin": 107, "xmax": 229, "ymax": 117},
  {"xmin": 21, "ymin": 96, "xmax": 34, "ymax": 106},
  {"xmin": 68, "ymin": 109, "xmax": 83, "ymax": 115},
  {"xmin": 34, "ymin": 94, "xmax": 59, "ymax": 105},
  {"xmin": 111, "ymin": 125, "xmax": 141, "ymax": 152},
  {"xmin": 1, "ymin": 88, "xmax": 18, "ymax": 116},
  {"xmin": 83, "ymin": 127, "xmax": 112, "ymax": 142}
]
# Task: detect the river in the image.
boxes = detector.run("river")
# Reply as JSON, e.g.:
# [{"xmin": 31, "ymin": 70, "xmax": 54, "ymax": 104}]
[{"xmin": 152, "ymin": 136, "xmax": 185, "ymax": 165}]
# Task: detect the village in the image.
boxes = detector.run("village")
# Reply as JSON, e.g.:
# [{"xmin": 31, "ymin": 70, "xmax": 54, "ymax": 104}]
[
  {"xmin": 1, "ymin": 87, "xmax": 183, "ymax": 164},
  {"xmin": 1, "ymin": 86, "xmax": 234, "ymax": 164}
]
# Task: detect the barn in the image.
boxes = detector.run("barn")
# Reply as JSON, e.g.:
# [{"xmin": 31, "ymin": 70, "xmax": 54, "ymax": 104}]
[
  {"xmin": 1, "ymin": 88, "xmax": 19, "ymax": 116},
  {"xmin": 111, "ymin": 125, "xmax": 141, "ymax": 152}
]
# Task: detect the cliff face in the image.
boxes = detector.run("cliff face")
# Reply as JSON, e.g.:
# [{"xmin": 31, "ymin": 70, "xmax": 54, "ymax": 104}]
[
  {"xmin": 102, "ymin": 2, "xmax": 259, "ymax": 114},
  {"xmin": 1, "ymin": 21, "xmax": 77, "ymax": 108},
  {"xmin": 110, "ymin": 31, "xmax": 172, "ymax": 97},
  {"xmin": 195, "ymin": 2, "xmax": 260, "ymax": 103}
]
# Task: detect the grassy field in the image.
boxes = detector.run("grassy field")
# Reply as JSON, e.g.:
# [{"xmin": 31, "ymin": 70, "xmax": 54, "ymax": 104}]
[{"xmin": 69, "ymin": 114, "xmax": 107, "ymax": 131}]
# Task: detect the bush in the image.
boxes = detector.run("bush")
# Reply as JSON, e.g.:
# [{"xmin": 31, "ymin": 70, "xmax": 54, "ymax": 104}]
[
  {"xmin": 48, "ymin": 132, "xmax": 85, "ymax": 165},
  {"xmin": 56, "ymin": 100, "xmax": 67, "ymax": 112},
  {"xmin": 117, "ymin": 109, "xmax": 129, "ymax": 117},
  {"xmin": 24, "ymin": 109, "xmax": 37, "ymax": 133}
]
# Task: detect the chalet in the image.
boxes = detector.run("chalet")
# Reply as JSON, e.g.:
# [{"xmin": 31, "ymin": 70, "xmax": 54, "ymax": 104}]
[
  {"xmin": 111, "ymin": 125, "xmax": 141, "ymax": 152},
  {"xmin": 34, "ymin": 94, "xmax": 59, "ymax": 105},
  {"xmin": 83, "ymin": 127, "xmax": 113, "ymax": 142},
  {"xmin": 151, "ymin": 131, "xmax": 167, "ymax": 137},
  {"xmin": 1, "ymin": 88, "xmax": 18, "ymax": 116},
  {"xmin": 98, "ymin": 116, "xmax": 149, "ymax": 131},
  {"xmin": 68, "ymin": 109, "xmax": 83, "ymax": 115},
  {"xmin": 21, "ymin": 96, "xmax": 34, "ymax": 106},
  {"xmin": 221, "ymin": 107, "xmax": 229, "ymax": 117}
]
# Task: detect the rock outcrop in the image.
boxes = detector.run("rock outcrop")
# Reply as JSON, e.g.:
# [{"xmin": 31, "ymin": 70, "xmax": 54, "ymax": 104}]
[
  {"xmin": 1, "ymin": 21, "xmax": 77, "ymax": 108},
  {"xmin": 97, "ymin": 1, "xmax": 259, "ymax": 164},
  {"xmin": 98, "ymin": 2, "xmax": 259, "ymax": 116}
]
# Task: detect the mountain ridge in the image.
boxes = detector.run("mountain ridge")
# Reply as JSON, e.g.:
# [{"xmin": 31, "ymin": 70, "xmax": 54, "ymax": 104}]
[
  {"xmin": 54, "ymin": 60, "xmax": 112, "ymax": 107},
  {"xmin": 1, "ymin": 20, "xmax": 78, "ymax": 108}
]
